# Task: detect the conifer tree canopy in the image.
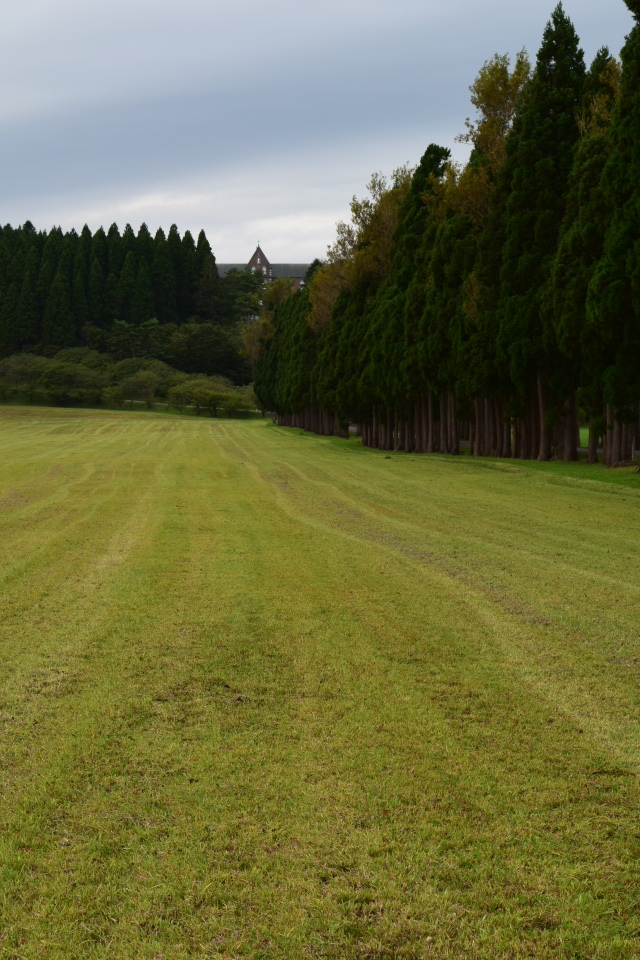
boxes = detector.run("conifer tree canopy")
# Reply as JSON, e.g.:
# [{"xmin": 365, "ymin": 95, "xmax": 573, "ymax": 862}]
[
  {"xmin": 624, "ymin": 0, "xmax": 640, "ymax": 22},
  {"xmin": 497, "ymin": 3, "xmax": 585, "ymax": 411},
  {"xmin": 586, "ymin": 22, "xmax": 640, "ymax": 414}
]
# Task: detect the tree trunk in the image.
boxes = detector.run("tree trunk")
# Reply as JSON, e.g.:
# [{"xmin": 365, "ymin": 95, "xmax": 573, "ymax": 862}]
[
  {"xmin": 611, "ymin": 416, "xmax": 622, "ymax": 466},
  {"xmin": 537, "ymin": 375, "xmax": 551, "ymax": 461},
  {"xmin": 501, "ymin": 416, "xmax": 512, "ymax": 458},
  {"xmin": 421, "ymin": 393, "xmax": 429, "ymax": 453},
  {"xmin": 405, "ymin": 408, "xmax": 414, "ymax": 452},
  {"xmin": 495, "ymin": 399, "xmax": 504, "ymax": 457},
  {"xmin": 604, "ymin": 404, "xmax": 613, "ymax": 466},
  {"xmin": 384, "ymin": 409, "xmax": 392, "ymax": 450},
  {"xmin": 621, "ymin": 421, "xmax": 630, "ymax": 462},
  {"xmin": 449, "ymin": 394, "xmax": 459, "ymax": 455},
  {"xmin": 587, "ymin": 417, "xmax": 599, "ymax": 464},
  {"xmin": 562, "ymin": 393, "xmax": 578, "ymax": 462},
  {"xmin": 439, "ymin": 395, "xmax": 448, "ymax": 455},
  {"xmin": 474, "ymin": 397, "xmax": 483, "ymax": 456},
  {"xmin": 414, "ymin": 399, "xmax": 423, "ymax": 454}
]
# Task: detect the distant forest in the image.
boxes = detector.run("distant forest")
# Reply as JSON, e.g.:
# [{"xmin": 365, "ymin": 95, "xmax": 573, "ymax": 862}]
[
  {"xmin": 255, "ymin": 1, "xmax": 640, "ymax": 466},
  {"xmin": 0, "ymin": 221, "xmax": 263, "ymax": 383}
]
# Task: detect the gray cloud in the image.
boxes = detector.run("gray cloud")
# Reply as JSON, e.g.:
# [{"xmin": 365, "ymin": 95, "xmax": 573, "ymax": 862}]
[{"xmin": 0, "ymin": 0, "xmax": 633, "ymax": 260}]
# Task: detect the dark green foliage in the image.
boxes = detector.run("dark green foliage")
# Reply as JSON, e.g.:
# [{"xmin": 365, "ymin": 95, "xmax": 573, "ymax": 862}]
[
  {"xmin": 167, "ymin": 224, "xmax": 183, "ymax": 311},
  {"xmin": 0, "ymin": 277, "xmax": 21, "ymax": 355},
  {"xmin": 72, "ymin": 268, "xmax": 89, "ymax": 331},
  {"xmin": 104, "ymin": 272, "xmax": 119, "ymax": 323},
  {"xmin": 74, "ymin": 229, "xmax": 91, "ymax": 283},
  {"xmin": 586, "ymin": 24, "xmax": 640, "ymax": 415},
  {"xmin": 179, "ymin": 231, "xmax": 198, "ymax": 321},
  {"xmin": 304, "ymin": 260, "xmax": 322, "ymax": 285},
  {"xmin": 40, "ymin": 360, "xmax": 104, "ymax": 405},
  {"xmin": 91, "ymin": 228, "xmax": 108, "ymax": 275},
  {"xmin": 256, "ymin": 5, "xmax": 640, "ymax": 463},
  {"xmin": 88, "ymin": 258, "xmax": 105, "ymax": 327},
  {"xmin": 497, "ymin": 3, "xmax": 585, "ymax": 397},
  {"xmin": 121, "ymin": 223, "xmax": 137, "ymax": 263},
  {"xmin": 16, "ymin": 247, "xmax": 40, "ymax": 347},
  {"xmin": 42, "ymin": 269, "xmax": 75, "ymax": 348},
  {"xmin": 131, "ymin": 258, "xmax": 155, "ymax": 326},
  {"xmin": 220, "ymin": 269, "xmax": 263, "ymax": 326},
  {"xmin": 116, "ymin": 251, "xmax": 137, "ymax": 324},
  {"xmin": 137, "ymin": 223, "xmax": 153, "ymax": 265},
  {"xmin": 196, "ymin": 254, "xmax": 223, "ymax": 321},
  {"xmin": 0, "ymin": 222, "xmax": 250, "ymax": 382},
  {"xmin": 108, "ymin": 224, "xmax": 122, "ymax": 277},
  {"xmin": 166, "ymin": 322, "xmax": 247, "ymax": 380},
  {"xmin": 35, "ymin": 236, "xmax": 59, "ymax": 318},
  {"xmin": 152, "ymin": 229, "xmax": 178, "ymax": 325},
  {"xmin": 550, "ymin": 48, "xmax": 619, "ymax": 410},
  {"xmin": 255, "ymin": 290, "xmax": 316, "ymax": 415},
  {"xmin": 195, "ymin": 230, "xmax": 213, "ymax": 280}
]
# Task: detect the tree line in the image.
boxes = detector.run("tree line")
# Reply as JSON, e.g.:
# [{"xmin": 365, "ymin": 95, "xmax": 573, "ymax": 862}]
[
  {"xmin": 256, "ymin": 1, "xmax": 640, "ymax": 466},
  {"xmin": 0, "ymin": 348, "xmax": 256, "ymax": 416},
  {"xmin": 0, "ymin": 221, "xmax": 265, "ymax": 383}
]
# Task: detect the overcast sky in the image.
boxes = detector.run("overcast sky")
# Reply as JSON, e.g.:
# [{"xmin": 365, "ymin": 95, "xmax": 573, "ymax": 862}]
[{"xmin": 0, "ymin": 0, "xmax": 633, "ymax": 262}]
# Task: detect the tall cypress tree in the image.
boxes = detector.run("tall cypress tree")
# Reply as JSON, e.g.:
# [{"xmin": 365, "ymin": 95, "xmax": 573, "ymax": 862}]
[
  {"xmin": 75, "ymin": 225, "xmax": 92, "ymax": 280},
  {"xmin": 131, "ymin": 258, "xmax": 155, "ymax": 325},
  {"xmin": 402, "ymin": 147, "xmax": 451, "ymax": 444},
  {"xmin": 60, "ymin": 231, "xmax": 78, "ymax": 283},
  {"xmin": 116, "ymin": 251, "xmax": 137, "ymax": 323},
  {"xmin": 91, "ymin": 227, "xmax": 108, "ymax": 275},
  {"xmin": 624, "ymin": 0, "xmax": 640, "ymax": 22},
  {"xmin": 72, "ymin": 268, "xmax": 89, "ymax": 332},
  {"xmin": 137, "ymin": 223, "xmax": 153, "ymax": 265},
  {"xmin": 152, "ymin": 228, "xmax": 178, "ymax": 324},
  {"xmin": 0, "ymin": 282, "xmax": 20, "ymax": 354},
  {"xmin": 104, "ymin": 272, "xmax": 119, "ymax": 322},
  {"xmin": 0, "ymin": 239, "xmax": 10, "ymax": 299},
  {"xmin": 107, "ymin": 224, "xmax": 123, "ymax": 278},
  {"xmin": 496, "ymin": 3, "xmax": 585, "ymax": 459},
  {"xmin": 195, "ymin": 229, "xmax": 212, "ymax": 277},
  {"xmin": 549, "ymin": 48, "xmax": 620, "ymax": 459},
  {"xmin": 0, "ymin": 254, "xmax": 23, "ymax": 353},
  {"xmin": 17, "ymin": 246, "xmax": 41, "ymax": 346},
  {"xmin": 121, "ymin": 223, "xmax": 136, "ymax": 263},
  {"xmin": 35, "ymin": 237, "xmax": 58, "ymax": 320},
  {"xmin": 166, "ymin": 224, "xmax": 183, "ymax": 315},
  {"xmin": 180, "ymin": 230, "xmax": 198, "ymax": 321},
  {"xmin": 88, "ymin": 258, "xmax": 106, "ymax": 327},
  {"xmin": 195, "ymin": 253, "xmax": 222, "ymax": 321},
  {"xmin": 42, "ymin": 268, "xmax": 75, "ymax": 347},
  {"xmin": 586, "ymin": 11, "xmax": 640, "ymax": 461}
]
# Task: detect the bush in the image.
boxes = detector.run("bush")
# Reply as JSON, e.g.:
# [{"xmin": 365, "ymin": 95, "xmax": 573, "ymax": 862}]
[
  {"xmin": 118, "ymin": 370, "xmax": 161, "ymax": 408},
  {"xmin": 168, "ymin": 375, "xmax": 242, "ymax": 416},
  {"xmin": 0, "ymin": 354, "xmax": 51, "ymax": 400},
  {"xmin": 40, "ymin": 362, "xmax": 105, "ymax": 406}
]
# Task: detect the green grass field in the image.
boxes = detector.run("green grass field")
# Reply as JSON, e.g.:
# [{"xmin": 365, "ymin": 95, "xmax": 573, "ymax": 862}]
[{"xmin": 1, "ymin": 407, "xmax": 639, "ymax": 959}]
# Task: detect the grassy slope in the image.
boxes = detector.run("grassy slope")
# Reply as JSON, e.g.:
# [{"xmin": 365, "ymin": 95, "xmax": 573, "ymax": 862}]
[{"xmin": 0, "ymin": 407, "xmax": 638, "ymax": 960}]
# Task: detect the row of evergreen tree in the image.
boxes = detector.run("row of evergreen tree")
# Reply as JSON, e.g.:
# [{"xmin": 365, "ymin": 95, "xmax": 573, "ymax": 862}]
[
  {"xmin": 256, "ymin": 1, "xmax": 640, "ymax": 465},
  {"xmin": 0, "ymin": 221, "xmax": 262, "ymax": 381}
]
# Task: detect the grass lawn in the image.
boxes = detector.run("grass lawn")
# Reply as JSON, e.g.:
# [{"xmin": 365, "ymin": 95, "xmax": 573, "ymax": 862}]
[{"xmin": 0, "ymin": 407, "xmax": 639, "ymax": 959}]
